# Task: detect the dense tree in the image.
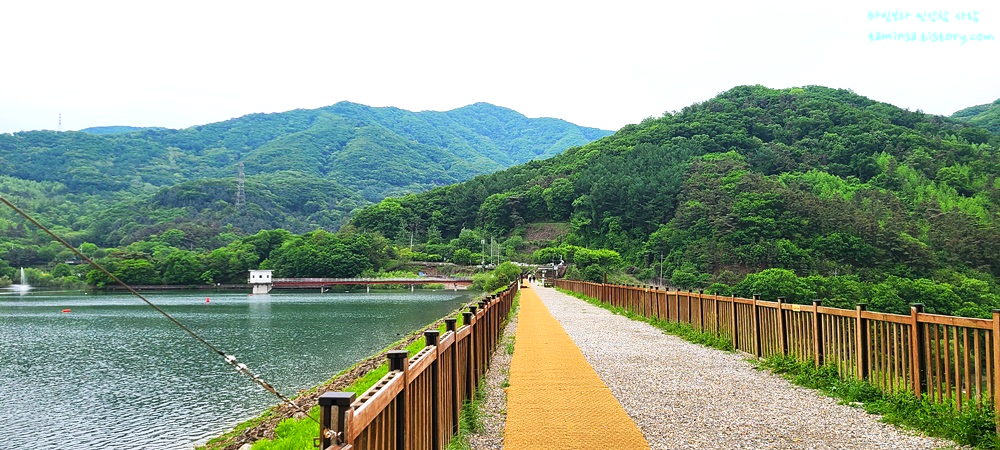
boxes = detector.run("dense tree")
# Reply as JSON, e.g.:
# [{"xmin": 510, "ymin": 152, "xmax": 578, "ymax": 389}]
[
  {"xmin": 263, "ymin": 230, "xmax": 380, "ymax": 278},
  {"xmin": 158, "ymin": 250, "xmax": 205, "ymax": 285}
]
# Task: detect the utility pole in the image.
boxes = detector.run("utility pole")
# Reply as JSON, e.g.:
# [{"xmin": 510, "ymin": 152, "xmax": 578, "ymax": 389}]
[
  {"xmin": 481, "ymin": 239, "xmax": 485, "ymax": 269},
  {"xmin": 235, "ymin": 162, "xmax": 246, "ymax": 211},
  {"xmin": 659, "ymin": 252, "xmax": 663, "ymax": 287}
]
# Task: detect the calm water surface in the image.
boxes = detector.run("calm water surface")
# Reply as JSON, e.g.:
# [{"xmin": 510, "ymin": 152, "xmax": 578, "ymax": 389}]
[{"xmin": 0, "ymin": 288, "xmax": 472, "ymax": 449}]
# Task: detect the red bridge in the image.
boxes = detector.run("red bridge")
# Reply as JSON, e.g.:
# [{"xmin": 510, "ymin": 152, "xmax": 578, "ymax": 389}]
[{"xmin": 271, "ymin": 277, "xmax": 474, "ymax": 292}]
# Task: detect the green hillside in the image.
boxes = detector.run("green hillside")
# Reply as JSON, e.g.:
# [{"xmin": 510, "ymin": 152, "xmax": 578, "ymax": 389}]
[
  {"xmin": 0, "ymin": 102, "xmax": 611, "ymax": 251},
  {"xmin": 952, "ymin": 98, "xmax": 1000, "ymax": 134},
  {"xmin": 353, "ymin": 85, "xmax": 1000, "ymax": 317}
]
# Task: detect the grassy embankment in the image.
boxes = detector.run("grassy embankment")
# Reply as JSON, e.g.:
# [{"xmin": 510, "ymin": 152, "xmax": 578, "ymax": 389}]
[
  {"xmin": 554, "ymin": 287, "xmax": 998, "ymax": 448},
  {"xmin": 755, "ymin": 355, "xmax": 997, "ymax": 449}
]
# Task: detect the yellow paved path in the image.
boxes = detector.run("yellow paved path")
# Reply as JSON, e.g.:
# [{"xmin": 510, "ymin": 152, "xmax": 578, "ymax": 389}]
[{"xmin": 504, "ymin": 284, "xmax": 649, "ymax": 449}]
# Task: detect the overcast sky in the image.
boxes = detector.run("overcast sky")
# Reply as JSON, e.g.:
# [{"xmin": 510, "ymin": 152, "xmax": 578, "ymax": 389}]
[{"xmin": 1, "ymin": 0, "xmax": 997, "ymax": 134}]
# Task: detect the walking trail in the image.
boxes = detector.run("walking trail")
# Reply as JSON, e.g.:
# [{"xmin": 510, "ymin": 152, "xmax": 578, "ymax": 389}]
[
  {"xmin": 502, "ymin": 284, "xmax": 958, "ymax": 450},
  {"xmin": 503, "ymin": 284, "xmax": 649, "ymax": 449}
]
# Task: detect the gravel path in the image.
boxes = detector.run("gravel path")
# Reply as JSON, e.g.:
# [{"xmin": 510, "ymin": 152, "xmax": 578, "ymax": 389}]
[
  {"xmin": 468, "ymin": 303, "xmax": 518, "ymax": 449},
  {"xmin": 533, "ymin": 286, "xmax": 960, "ymax": 450}
]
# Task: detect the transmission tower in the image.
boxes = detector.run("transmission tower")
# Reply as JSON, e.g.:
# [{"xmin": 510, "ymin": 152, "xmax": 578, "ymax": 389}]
[
  {"xmin": 235, "ymin": 162, "xmax": 246, "ymax": 210},
  {"xmin": 58, "ymin": 113, "xmax": 61, "ymax": 132}
]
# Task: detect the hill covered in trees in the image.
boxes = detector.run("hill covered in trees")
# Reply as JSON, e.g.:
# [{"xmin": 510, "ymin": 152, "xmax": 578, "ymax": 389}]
[
  {"xmin": 352, "ymin": 85, "xmax": 1000, "ymax": 317},
  {"xmin": 953, "ymin": 98, "xmax": 1000, "ymax": 134},
  {"xmin": 3, "ymin": 102, "xmax": 609, "ymax": 200},
  {"xmin": 0, "ymin": 102, "xmax": 611, "ymax": 259}
]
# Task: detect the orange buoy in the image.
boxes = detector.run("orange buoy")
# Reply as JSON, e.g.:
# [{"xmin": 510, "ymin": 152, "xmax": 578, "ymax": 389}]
[{"xmin": 61, "ymin": 309, "xmax": 71, "ymax": 313}]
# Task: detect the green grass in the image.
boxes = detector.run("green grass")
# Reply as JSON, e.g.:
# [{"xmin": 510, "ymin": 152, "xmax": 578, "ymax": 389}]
[
  {"xmin": 756, "ymin": 354, "xmax": 999, "ymax": 449},
  {"xmin": 555, "ymin": 288, "xmax": 733, "ymax": 352},
  {"xmin": 446, "ymin": 382, "xmax": 488, "ymax": 450},
  {"xmin": 249, "ymin": 406, "xmax": 321, "ymax": 450},
  {"xmin": 503, "ymin": 293, "xmax": 520, "ymax": 356},
  {"xmin": 197, "ymin": 410, "xmax": 277, "ymax": 450},
  {"xmin": 248, "ymin": 328, "xmax": 439, "ymax": 450}
]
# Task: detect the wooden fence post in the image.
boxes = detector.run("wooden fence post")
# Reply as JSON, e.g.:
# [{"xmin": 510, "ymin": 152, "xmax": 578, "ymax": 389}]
[
  {"xmin": 731, "ymin": 295, "xmax": 739, "ymax": 351},
  {"xmin": 714, "ymin": 293, "xmax": 720, "ymax": 335},
  {"xmin": 445, "ymin": 318, "xmax": 459, "ymax": 435},
  {"xmin": 992, "ymin": 309, "xmax": 1000, "ymax": 433},
  {"xmin": 812, "ymin": 300, "xmax": 823, "ymax": 367},
  {"xmin": 910, "ymin": 304, "xmax": 925, "ymax": 398},
  {"xmin": 687, "ymin": 290, "xmax": 693, "ymax": 326},
  {"xmin": 387, "ymin": 350, "xmax": 409, "ymax": 450},
  {"xmin": 424, "ymin": 329, "xmax": 441, "ymax": 450},
  {"xmin": 752, "ymin": 294, "xmax": 762, "ymax": 358},
  {"xmin": 777, "ymin": 297, "xmax": 788, "ymax": 356},
  {"xmin": 470, "ymin": 305, "xmax": 481, "ymax": 384},
  {"xmin": 318, "ymin": 391, "xmax": 356, "ymax": 449},
  {"xmin": 856, "ymin": 303, "xmax": 869, "ymax": 381},
  {"xmin": 697, "ymin": 290, "xmax": 705, "ymax": 331},
  {"xmin": 463, "ymin": 310, "xmax": 474, "ymax": 401},
  {"xmin": 480, "ymin": 299, "xmax": 490, "ymax": 357}
]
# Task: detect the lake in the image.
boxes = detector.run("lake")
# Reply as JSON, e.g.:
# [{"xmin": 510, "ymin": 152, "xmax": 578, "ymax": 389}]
[{"xmin": 0, "ymin": 288, "xmax": 473, "ymax": 449}]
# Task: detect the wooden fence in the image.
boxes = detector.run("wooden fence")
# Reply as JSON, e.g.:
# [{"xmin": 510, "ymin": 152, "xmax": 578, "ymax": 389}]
[
  {"xmin": 556, "ymin": 279, "xmax": 1000, "ymax": 430},
  {"xmin": 317, "ymin": 281, "xmax": 519, "ymax": 450}
]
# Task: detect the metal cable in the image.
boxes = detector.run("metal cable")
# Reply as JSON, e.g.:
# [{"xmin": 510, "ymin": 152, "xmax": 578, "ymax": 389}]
[{"xmin": 0, "ymin": 194, "xmax": 319, "ymax": 425}]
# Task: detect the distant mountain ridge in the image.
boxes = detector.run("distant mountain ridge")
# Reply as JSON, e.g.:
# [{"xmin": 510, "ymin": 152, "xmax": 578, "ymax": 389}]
[
  {"xmin": 5, "ymin": 101, "xmax": 610, "ymax": 199},
  {"xmin": 79, "ymin": 126, "xmax": 167, "ymax": 135},
  {"xmin": 0, "ymin": 102, "xmax": 612, "ymax": 245},
  {"xmin": 952, "ymin": 99, "xmax": 1000, "ymax": 134}
]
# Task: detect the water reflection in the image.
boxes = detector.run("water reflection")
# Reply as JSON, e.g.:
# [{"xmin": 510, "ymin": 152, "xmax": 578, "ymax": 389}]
[{"xmin": 0, "ymin": 289, "xmax": 471, "ymax": 449}]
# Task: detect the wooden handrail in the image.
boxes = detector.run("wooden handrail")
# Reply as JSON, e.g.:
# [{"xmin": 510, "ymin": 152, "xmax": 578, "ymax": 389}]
[{"xmin": 318, "ymin": 281, "xmax": 520, "ymax": 449}]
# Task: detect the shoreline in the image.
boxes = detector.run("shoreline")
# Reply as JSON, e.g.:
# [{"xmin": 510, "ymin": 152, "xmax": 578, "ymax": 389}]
[
  {"xmin": 195, "ymin": 294, "xmax": 485, "ymax": 450},
  {"xmin": 100, "ymin": 284, "xmax": 463, "ymax": 292}
]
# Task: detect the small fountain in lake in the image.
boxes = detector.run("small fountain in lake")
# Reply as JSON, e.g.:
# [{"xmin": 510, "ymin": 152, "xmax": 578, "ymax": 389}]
[{"xmin": 10, "ymin": 267, "xmax": 30, "ymax": 292}]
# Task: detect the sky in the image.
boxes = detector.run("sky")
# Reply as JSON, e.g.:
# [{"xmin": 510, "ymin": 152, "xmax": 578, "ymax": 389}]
[{"xmin": 1, "ymin": 0, "xmax": 998, "ymax": 134}]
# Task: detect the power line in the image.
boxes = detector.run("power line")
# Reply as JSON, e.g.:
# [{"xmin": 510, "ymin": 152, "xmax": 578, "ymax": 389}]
[{"xmin": 235, "ymin": 162, "xmax": 246, "ymax": 210}]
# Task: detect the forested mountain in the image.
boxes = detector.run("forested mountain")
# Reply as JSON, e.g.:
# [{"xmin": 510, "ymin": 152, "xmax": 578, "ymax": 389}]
[
  {"xmin": 953, "ymin": 99, "xmax": 1000, "ymax": 134},
  {"xmin": 352, "ymin": 85, "xmax": 1000, "ymax": 317},
  {"xmin": 0, "ymin": 102, "xmax": 610, "ymax": 253}
]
